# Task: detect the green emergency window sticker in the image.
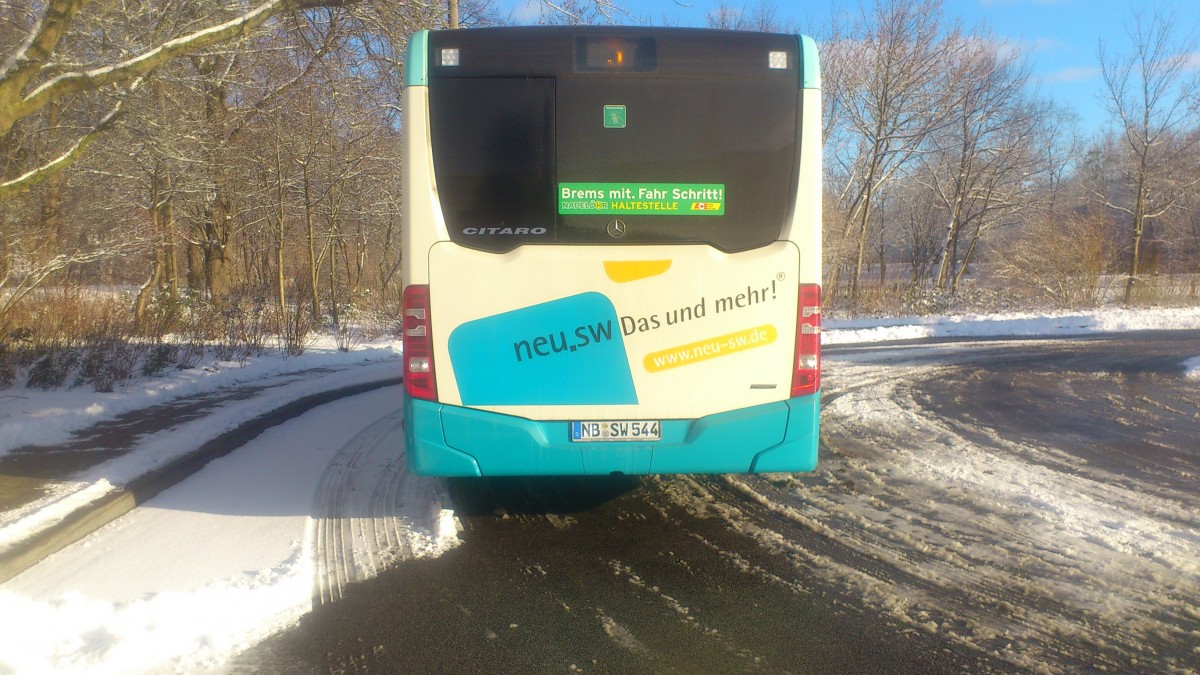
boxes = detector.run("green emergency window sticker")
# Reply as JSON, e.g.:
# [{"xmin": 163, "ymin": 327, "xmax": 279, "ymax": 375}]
[
  {"xmin": 559, "ymin": 183, "xmax": 725, "ymax": 216},
  {"xmin": 603, "ymin": 105, "xmax": 626, "ymax": 129}
]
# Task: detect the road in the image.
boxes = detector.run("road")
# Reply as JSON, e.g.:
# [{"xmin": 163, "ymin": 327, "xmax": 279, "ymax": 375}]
[{"xmin": 236, "ymin": 331, "xmax": 1200, "ymax": 674}]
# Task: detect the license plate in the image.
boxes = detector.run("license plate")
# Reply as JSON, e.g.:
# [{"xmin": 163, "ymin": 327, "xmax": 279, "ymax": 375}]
[{"xmin": 571, "ymin": 420, "xmax": 661, "ymax": 442}]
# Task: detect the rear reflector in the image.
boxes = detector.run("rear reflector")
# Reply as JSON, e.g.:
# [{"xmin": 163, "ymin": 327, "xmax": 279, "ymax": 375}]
[
  {"xmin": 791, "ymin": 284, "xmax": 821, "ymax": 397},
  {"xmin": 403, "ymin": 285, "xmax": 437, "ymax": 400}
]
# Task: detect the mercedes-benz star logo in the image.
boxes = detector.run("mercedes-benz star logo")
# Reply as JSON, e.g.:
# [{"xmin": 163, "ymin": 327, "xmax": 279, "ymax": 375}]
[{"xmin": 607, "ymin": 219, "xmax": 627, "ymax": 239}]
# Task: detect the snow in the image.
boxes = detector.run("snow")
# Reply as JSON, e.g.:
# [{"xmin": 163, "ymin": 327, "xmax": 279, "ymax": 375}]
[
  {"xmin": 0, "ymin": 386, "xmax": 458, "ymax": 674},
  {"xmin": 0, "ymin": 336, "xmax": 404, "ymax": 456},
  {"xmin": 823, "ymin": 305, "xmax": 1200, "ymax": 345},
  {"xmin": 0, "ymin": 341, "xmax": 407, "ymax": 554},
  {"xmin": 749, "ymin": 358, "xmax": 1200, "ymax": 673},
  {"xmin": 0, "ymin": 308, "xmax": 1197, "ymax": 674},
  {"xmin": 1184, "ymin": 355, "xmax": 1200, "ymax": 379}
]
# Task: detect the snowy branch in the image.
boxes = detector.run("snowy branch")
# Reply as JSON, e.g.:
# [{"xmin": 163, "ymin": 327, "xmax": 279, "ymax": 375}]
[{"xmin": 0, "ymin": 0, "xmax": 357, "ymax": 197}]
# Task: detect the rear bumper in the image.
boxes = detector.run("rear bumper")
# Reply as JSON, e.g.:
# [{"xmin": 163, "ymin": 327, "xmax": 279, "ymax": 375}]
[{"xmin": 403, "ymin": 394, "xmax": 819, "ymax": 476}]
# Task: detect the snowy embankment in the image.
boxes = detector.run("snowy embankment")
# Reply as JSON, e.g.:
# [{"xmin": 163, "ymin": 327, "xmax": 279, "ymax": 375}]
[
  {"xmin": 825, "ymin": 306, "xmax": 1200, "ymax": 379},
  {"xmin": 0, "ymin": 337, "xmax": 408, "ymax": 560},
  {"xmin": 824, "ymin": 305, "xmax": 1200, "ymax": 345},
  {"xmin": 0, "ymin": 336, "xmax": 405, "ymax": 456}
]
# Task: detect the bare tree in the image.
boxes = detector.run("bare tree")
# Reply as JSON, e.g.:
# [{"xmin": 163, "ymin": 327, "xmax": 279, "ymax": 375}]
[
  {"xmin": 923, "ymin": 35, "xmax": 1044, "ymax": 291},
  {"xmin": 1185, "ymin": 193, "xmax": 1200, "ymax": 298},
  {"xmin": 1095, "ymin": 8, "xmax": 1200, "ymax": 305},
  {"xmin": 706, "ymin": 1, "xmax": 793, "ymax": 32},
  {"xmin": 823, "ymin": 0, "xmax": 964, "ymax": 309},
  {"xmin": 0, "ymin": 0, "xmax": 366, "ymax": 330},
  {"xmin": 894, "ymin": 182, "xmax": 941, "ymax": 284},
  {"xmin": 529, "ymin": 0, "xmax": 630, "ymax": 25},
  {"xmin": 0, "ymin": 0, "xmax": 358, "ymax": 198}
]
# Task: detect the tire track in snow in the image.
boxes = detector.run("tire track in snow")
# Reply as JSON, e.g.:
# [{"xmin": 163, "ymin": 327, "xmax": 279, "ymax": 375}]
[{"xmin": 310, "ymin": 408, "xmax": 459, "ymax": 605}]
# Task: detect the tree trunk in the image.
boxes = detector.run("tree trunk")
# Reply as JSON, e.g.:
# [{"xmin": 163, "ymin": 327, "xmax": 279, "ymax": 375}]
[
  {"xmin": 345, "ymin": 231, "xmax": 364, "ymax": 294},
  {"xmin": 135, "ymin": 252, "xmax": 164, "ymax": 323},
  {"xmin": 187, "ymin": 242, "xmax": 205, "ymax": 292},
  {"xmin": 205, "ymin": 241, "xmax": 231, "ymax": 304},
  {"xmin": 35, "ymin": 102, "xmax": 66, "ymax": 282},
  {"xmin": 1123, "ymin": 183, "xmax": 1147, "ymax": 306},
  {"xmin": 159, "ymin": 174, "xmax": 179, "ymax": 310},
  {"xmin": 328, "ymin": 224, "xmax": 339, "ymax": 328},
  {"xmin": 953, "ymin": 232, "xmax": 980, "ymax": 290},
  {"xmin": 136, "ymin": 168, "xmax": 176, "ymax": 327},
  {"xmin": 1123, "ymin": 216, "xmax": 1143, "ymax": 306},
  {"xmin": 1191, "ymin": 248, "xmax": 1198, "ymax": 299},
  {"xmin": 274, "ymin": 145, "xmax": 287, "ymax": 326},
  {"xmin": 936, "ymin": 218, "xmax": 955, "ymax": 289},
  {"xmin": 204, "ymin": 188, "xmax": 233, "ymax": 305},
  {"xmin": 877, "ymin": 228, "xmax": 887, "ymax": 287},
  {"xmin": 199, "ymin": 65, "xmax": 234, "ymax": 306},
  {"xmin": 851, "ymin": 200, "xmax": 873, "ymax": 310},
  {"xmin": 276, "ymin": 227, "xmax": 286, "ymax": 328},
  {"xmin": 163, "ymin": 238, "xmax": 178, "ymax": 305},
  {"xmin": 303, "ymin": 162, "xmax": 320, "ymax": 322}
]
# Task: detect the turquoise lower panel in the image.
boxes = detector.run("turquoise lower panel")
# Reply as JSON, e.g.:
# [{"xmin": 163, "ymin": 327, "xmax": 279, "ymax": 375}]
[{"xmin": 404, "ymin": 395, "xmax": 819, "ymax": 477}]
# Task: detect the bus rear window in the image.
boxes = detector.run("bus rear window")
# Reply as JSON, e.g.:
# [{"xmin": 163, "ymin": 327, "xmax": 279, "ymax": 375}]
[
  {"xmin": 427, "ymin": 29, "xmax": 801, "ymax": 253},
  {"xmin": 428, "ymin": 78, "xmax": 557, "ymax": 249}
]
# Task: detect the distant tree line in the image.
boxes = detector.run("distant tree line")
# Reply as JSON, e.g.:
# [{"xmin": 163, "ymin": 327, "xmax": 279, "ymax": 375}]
[
  {"xmin": 813, "ymin": 1, "xmax": 1200, "ymax": 312},
  {"xmin": 704, "ymin": 0, "xmax": 1200, "ymax": 312},
  {"xmin": 1, "ymin": 0, "xmax": 1198, "ymax": 355}
]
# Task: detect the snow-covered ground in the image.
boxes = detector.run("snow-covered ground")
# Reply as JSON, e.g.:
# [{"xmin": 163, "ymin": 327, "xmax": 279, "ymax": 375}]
[
  {"xmin": 0, "ymin": 307, "xmax": 1197, "ymax": 674},
  {"xmin": 823, "ymin": 304, "xmax": 1200, "ymax": 346},
  {"xmin": 1, "ymin": 386, "xmax": 459, "ymax": 674},
  {"xmin": 732, "ymin": 327, "xmax": 1200, "ymax": 672},
  {"xmin": 0, "ymin": 336, "xmax": 405, "ymax": 456}
]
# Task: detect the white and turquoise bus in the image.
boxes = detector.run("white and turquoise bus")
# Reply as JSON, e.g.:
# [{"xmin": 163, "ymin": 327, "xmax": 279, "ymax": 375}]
[{"xmin": 401, "ymin": 27, "xmax": 821, "ymax": 476}]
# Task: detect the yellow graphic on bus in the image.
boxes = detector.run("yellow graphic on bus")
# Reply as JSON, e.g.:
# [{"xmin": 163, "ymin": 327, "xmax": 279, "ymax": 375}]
[
  {"xmin": 603, "ymin": 259, "xmax": 672, "ymax": 283},
  {"xmin": 643, "ymin": 325, "xmax": 777, "ymax": 372}
]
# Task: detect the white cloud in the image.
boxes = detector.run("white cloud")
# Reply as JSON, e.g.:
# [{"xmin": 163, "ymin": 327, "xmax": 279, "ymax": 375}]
[
  {"xmin": 1024, "ymin": 37, "xmax": 1066, "ymax": 54},
  {"xmin": 1041, "ymin": 65, "xmax": 1102, "ymax": 84}
]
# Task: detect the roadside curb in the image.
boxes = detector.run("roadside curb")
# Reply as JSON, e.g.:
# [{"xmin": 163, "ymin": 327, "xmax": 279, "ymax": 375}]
[{"xmin": 0, "ymin": 376, "xmax": 404, "ymax": 585}]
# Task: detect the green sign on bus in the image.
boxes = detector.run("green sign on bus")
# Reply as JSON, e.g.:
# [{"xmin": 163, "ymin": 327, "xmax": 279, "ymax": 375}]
[{"xmin": 558, "ymin": 182, "xmax": 726, "ymax": 216}]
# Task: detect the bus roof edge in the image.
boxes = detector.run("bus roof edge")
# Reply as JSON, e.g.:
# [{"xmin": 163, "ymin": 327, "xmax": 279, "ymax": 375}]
[
  {"xmin": 406, "ymin": 30, "xmax": 429, "ymax": 87},
  {"xmin": 799, "ymin": 35, "xmax": 820, "ymax": 90}
]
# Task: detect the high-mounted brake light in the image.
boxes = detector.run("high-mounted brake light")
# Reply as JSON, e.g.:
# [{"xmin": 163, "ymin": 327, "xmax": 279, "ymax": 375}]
[
  {"xmin": 575, "ymin": 36, "xmax": 657, "ymax": 72},
  {"xmin": 791, "ymin": 284, "xmax": 821, "ymax": 397},
  {"xmin": 403, "ymin": 285, "xmax": 437, "ymax": 400}
]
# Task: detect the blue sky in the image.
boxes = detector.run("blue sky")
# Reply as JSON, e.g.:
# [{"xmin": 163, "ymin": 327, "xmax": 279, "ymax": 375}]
[{"xmin": 501, "ymin": 0, "xmax": 1200, "ymax": 136}]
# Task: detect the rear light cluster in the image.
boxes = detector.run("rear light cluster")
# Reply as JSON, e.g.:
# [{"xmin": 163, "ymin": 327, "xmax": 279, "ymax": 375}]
[
  {"xmin": 402, "ymin": 285, "xmax": 437, "ymax": 400},
  {"xmin": 791, "ymin": 283, "xmax": 821, "ymax": 397}
]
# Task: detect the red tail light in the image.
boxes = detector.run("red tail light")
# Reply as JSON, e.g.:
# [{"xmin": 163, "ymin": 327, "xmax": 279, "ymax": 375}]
[
  {"xmin": 791, "ymin": 284, "xmax": 821, "ymax": 397},
  {"xmin": 402, "ymin": 284, "xmax": 437, "ymax": 400}
]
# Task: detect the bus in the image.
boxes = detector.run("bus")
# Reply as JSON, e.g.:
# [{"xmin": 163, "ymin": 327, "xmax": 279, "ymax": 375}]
[{"xmin": 401, "ymin": 26, "xmax": 821, "ymax": 476}]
